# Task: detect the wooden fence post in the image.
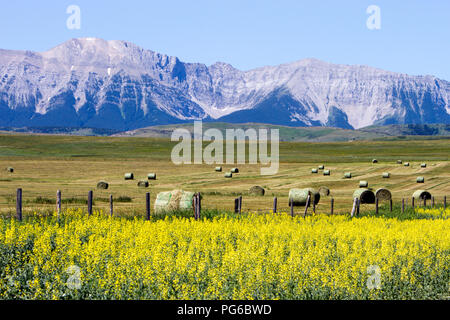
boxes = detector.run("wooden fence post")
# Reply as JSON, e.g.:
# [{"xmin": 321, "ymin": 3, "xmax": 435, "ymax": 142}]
[
  {"xmin": 238, "ymin": 196, "xmax": 242, "ymax": 215},
  {"xmin": 303, "ymin": 195, "xmax": 311, "ymax": 218},
  {"xmin": 412, "ymin": 197, "xmax": 415, "ymax": 209},
  {"xmin": 389, "ymin": 199, "xmax": 393, "ymax": 212},
  {"xmin": 234, "ymin": 198, "xmax": 239, "ymax": 213},
  {"xmin": 431, "ymin": 197, "xmax": 435, "ymax": 208},
  {"xmin": 375, "ymin": 197, "xmax": 379, "ymax": 215},
  {"xmin": 290, "ymin": 199, "xmax": 294, "ymax": 217},
  {"xmin": 57, "ymin": 190, "xmax": 61, "ymax": 216},
  {"xmin": 273, "ymin": 197, "xmax": 277, "ymax": 213},
  {"xmin": 88, "ymin": 191, "xmax": 93, "ymax": 216},
  {"xmin": 110, "ymin": 195, "xmax": 113, "ymax": 217},
  {"xmin": 444, "ymin": 196, "xmax": 447, "ymax": 210},
  {"xmin": 401, "ymin": 198, "xmax": 405, "ymax": 214},
  {"xmin": 330, "ymin": 198, "xmax": 334, "ymax": 215},
  {"xmin": 146, "ymin": 192, "xmax": 150, "ymax": 221},
  {"xmin": 16, "ymin": 188, "xmax": 22, "ymax": 222},
  {"xmin": 197, "ymin": 192, "xmax": 202, "ymax": 219}
]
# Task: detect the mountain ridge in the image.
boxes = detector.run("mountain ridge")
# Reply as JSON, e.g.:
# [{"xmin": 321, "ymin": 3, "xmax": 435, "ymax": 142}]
[{"xmin": 0, "ymin": 38, "xmax": 449, "ymax": 131}]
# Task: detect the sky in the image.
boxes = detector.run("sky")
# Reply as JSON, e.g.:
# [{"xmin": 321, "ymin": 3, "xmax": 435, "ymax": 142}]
[{"xmin": 0, "ymin": 0, "xmax": 449, "ymax": 80}]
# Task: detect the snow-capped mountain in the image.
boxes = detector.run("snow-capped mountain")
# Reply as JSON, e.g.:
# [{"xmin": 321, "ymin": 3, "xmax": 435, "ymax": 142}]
[{"xmin": 0, "ymin": 38, "xmax": 449, "ymax": 130}]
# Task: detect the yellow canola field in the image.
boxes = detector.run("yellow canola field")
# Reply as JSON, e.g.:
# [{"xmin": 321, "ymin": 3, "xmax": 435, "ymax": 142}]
[{"xmin": 0, "ymin": 209, "xmax": 449, "ymax": 300}]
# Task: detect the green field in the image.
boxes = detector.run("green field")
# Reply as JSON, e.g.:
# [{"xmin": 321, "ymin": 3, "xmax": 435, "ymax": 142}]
[{"xmin": 0, "ymin": 134, "xmax": 449, "ymax": 217}]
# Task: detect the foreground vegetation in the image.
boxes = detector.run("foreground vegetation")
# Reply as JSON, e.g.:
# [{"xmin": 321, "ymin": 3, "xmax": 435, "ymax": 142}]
[{"xmin": 0, "ymin": 207, "xmax": 448, "ymax": 300}]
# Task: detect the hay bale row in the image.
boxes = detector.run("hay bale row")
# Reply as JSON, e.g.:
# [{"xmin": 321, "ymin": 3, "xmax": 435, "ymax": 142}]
[
  {"xmin": 154, "ymin": 190, "xmax": 196, "ymax": 213},
  {"xmin": 416, "ymin": 176, "xmax": 425, "ymax": 183},
  {"xmin": 249, "ymin": 186, "xmax": 265, "ymax": 196},
  {"xmin": 359, "ymin": 180, "xmax": 368, "ymax": 188},
  {"xmin": 353, "ymin": 188, "xmax": 375, "ymax": 204},
  {"xmin": 96, "ymin": 181, "xmax": 109, "ymax": 190}
]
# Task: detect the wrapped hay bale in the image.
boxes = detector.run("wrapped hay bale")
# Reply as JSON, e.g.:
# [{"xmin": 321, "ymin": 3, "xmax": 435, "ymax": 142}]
[
  {"xmin": 311, "ymin": 168, "xmax": 318, "ymax": 173},
  {"xmin": 412, "ymin": 190, "xmax": 431, "ymax": 200},
  {"xmin": 215, "ymin": 167, "xmax": 222, "ymax": 172},
  {"xmin": 397, "ymin": 160, "xmax": 402, "ymax": 164},
  {"xmin": 289, "ymin": 188, "xmax": 320, "ymax": 206},
  {"xmin": 147, "ymin": 173, "xmax": 157, "ymax": 180},
  {"xmin": 416, "ymin": 176, "xmax": 425, "ymax": 183},
  {"xmin": 154, "ymin": 190, "xmax": 196, "ymax": 213},
  {"xmin": 6, "ymin": 167, "xmax": 14, "ymax": 173},
  {"xmin": 382, "ymin": 172, "xmax": 390, "ymax": 178},
  {"xmin": 420, "ymin": 163, "xmax": 427, "ymax": 168},
  {"xmin": 372, "ymin": 159, "xmax": 378, "ymax": 163},
  {"xmin": 404, "ymin": 162, "xmax": 410, "ymax": 167},
  {"xmin": 96, "ymin": 181, "xmax": 109, "ymax": 190},
  {"xmin": 124, "ymin": 173, "xmax": 134, "ymax": 180},
  {"xmin": 323, "ymin": 170, "xmax": 331, "ymax": 176},
  {"xmin": 319, "ymin": 186, "xmax": 330, "ymax": 197},
  {"xmin": 353, "ymin": 188, "xmax": 375, "ymax": 204},
  {"xmin": 249, "ymin": 186, "xmax": 265, "ymax": 196},
  {"xmin": 344, "ymin": 172, "xmax": 352, "ymax": 179},
  {"xmin": 231, "ymin": 168, "xmax": 239, "ymax": 173},
  {"xmin": 359, "ymin": 180, "xmax": 369, "ymax": 188},
  {"xmin": 318, "ymin": 165, "xmax": 325, "ymax": 170},
  {"xmin": 375, "ymin": 188, "xmax": 391, "ymax": 201},
  {"xmin": 137, "ymin": 180, "xmax": 149, "ymax": 188},
  {"xmin": 224, "ymin": 172, "xmax": 232, "ymax": 178}
]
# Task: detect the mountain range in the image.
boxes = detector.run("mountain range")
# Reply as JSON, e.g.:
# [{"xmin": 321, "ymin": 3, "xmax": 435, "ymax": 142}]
[{"xmin": 0, "ymin": 38, "xmax": 449, "ymax": 131}]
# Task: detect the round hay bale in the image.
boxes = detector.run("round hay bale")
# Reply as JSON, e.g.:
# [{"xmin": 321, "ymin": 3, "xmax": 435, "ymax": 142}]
[
  {"xmin": 224, "ymin": 172, "xmax": 232, "ymax": 178},
  {"xmin": 359, "ymin": 180, "xmax": 369, "ymax": 188},
  {"xmin": 319, "ymin": 186, "xmax": 330, "ymax": 197},
  {"xmin": 344, "ymin": 172, "xmax": 352, "ymax": 179},
  {"xmin": 288, "ymin": 188, "xmax": 309, "ymax": 206},
  {"xmin": 154, "ymin": 190, "xmax": 196, "ymax": 213},
  {"xmin": 6, "ymin": 167, "xmax": 14, "ymax": 173},
  {"xmin": 124, "ymin": 173, "xmax": 134, "ymax": 180},
  {"xmin": 311, "ymin": 168, "xmax": 318, "ymax": 173},
  {"xmin": 137, "ymin": 180, "xmax": 149, "ymax": 188},
  {"xmin": 412, "ymin": 190, "xmax": 431, "ymax": 200},
  {"xmin": 353, "ymin": 188, "xmax": 375, "ymax": 204},
  {"xmin": 249, "ymin": 186, "xmax": 265, "ymax": 196},
  {"xmin": 147, "ymin": 173, "xmax": 157, "ymax": 180},
  {"xmin": 420, "ymin": 163, "xmax": 427, "ymax": 168},
  {"xmin": 397, "ymin": 160, "xmax": 402, "ymax": 164},
  {"xmin": 375, "ymin": 188, "xmax": 391, "ymax": 201},
  {"xmin": 318, "ymin": 165, "xmax": 325, "ymax": 170},
  {"xmin": 323, "ymin": 169, "xmax": 331, "ymax": 176},
  {"xmin": 416, "ymin": 176, "xmax": 425, "ymax": 183},
  {"xmin": 372, "ymin": 159, "xmax": 378, "ymax": 163},
  {"xmin": 215, "ymin": 166, "xmax": 222, "ymax": 172},
  {"xmin": 231, "ymin": 168, "xmax": 239, "ymax": 173},
  {"xmin": 404, "ymin": 162, "xmax": 410, "ymax": 167},
  {"xmin": 382, "ymin": 172, "xmax": 390, "ymax": 178},
  {"xmin": 96, "ymin": 181, "xmax": 109, "ymax": 190}
]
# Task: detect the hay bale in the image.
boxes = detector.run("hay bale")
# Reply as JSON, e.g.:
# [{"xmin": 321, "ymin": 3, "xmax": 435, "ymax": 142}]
[
  {"xmin": 249, "ymin": 186, "xmax": 265, "ymax": 196},
  {"xmin": 154, "ymin": 190, "xmax": 196, "ymax": 213},
  {"xmin": 311, "ymin": 168, "xmax": 318, "ymax": 174},
  {"xmin": 318, "ymin": 165, "xmax": 325, "ymax": 170},
  {"xmin": 319, "ymin": 186, "xmax": 330, "ymax": 197},
  {"xmin": 6, "ymin": 167, "xmax": 14, "ymax": 173},
  {"xmin": 305, "ymin": 188, "xmax": 320, "ymax": 204},
  {"xmin": 416, "ymin": 176, "xmax": 425, "ymax": 183},
  {"xmin": 124, "ymin": 173, "xmax": 134, "ymax": 180},
  {"xmin": 344, "ymin": 172, "xmax": 352, "ymax": 179},
  {"xmin": 224, "ymin": 172, "xmax": 233, "ymax": 178},
  {"xmin": 382, "ymin": 172, "xmax": 390, "ymax": 178},
  {"xmin": 404, "ymin": 162, "xmax": 410, "ymax": 167},
  {"xmin": 215, "ymin": 167, "xmax": 222, "ymax": 172},
  {"xmin": 375, "ymin": 188, "xmax": 391, "ymax": 201},
  {"xmin": 147, "ymin": 173, "xmax": 157, "ymax": 180},
  {"xmin": 412, "ymin": 190, "xmax": 431, "ymax": 200},
  {"xmin": 137, "ymin": 180, "xmax": 149, "ymax": 188},
  {"xmin": 359, "ymin": 180, "xmax": 369, "ymax": 188},
  {"xmin": 397, "ymin": 160, "xmax": 402, "ymax": 164},
  {"xmin": 372, "ymin": 159, "xmax": 378, "ymax": 163},
  {"xmin": 289, "ymin": 188, "xmax": 320, "ymax": 206},
  {"xmin": 420, "ymin": 163, "xmax": 427, "ymax": 168},
  {"xmin": 323, "ymin": 169, "xmax": 330, "ymax": 176},
  {"xmin": 231, "ymin": 168, "xmax": 239, "ymax": 173},
  {"xmin": 353, "ymin": 188, "xmax": 375, "ymax": 204},
  {"xmin": 96, "ymin": 181, "xmax": 109, "ymax": 190}
]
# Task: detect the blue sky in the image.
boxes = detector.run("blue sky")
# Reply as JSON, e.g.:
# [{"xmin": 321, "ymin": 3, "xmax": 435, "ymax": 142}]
[{"xmin": 0, "ymin": 0, "xmax": 449, "ymax": 80}]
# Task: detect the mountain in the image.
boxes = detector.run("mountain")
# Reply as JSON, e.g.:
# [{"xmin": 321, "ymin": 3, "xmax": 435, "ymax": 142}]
[{"xmin": 0, "ymin": 38, "xmax": 449, "ymax": 131}]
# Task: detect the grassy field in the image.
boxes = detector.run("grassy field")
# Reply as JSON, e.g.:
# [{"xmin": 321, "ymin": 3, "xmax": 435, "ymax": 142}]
[{"xmin": 0, "ymin": 134, "xmax": 449, "ymax": 217}]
